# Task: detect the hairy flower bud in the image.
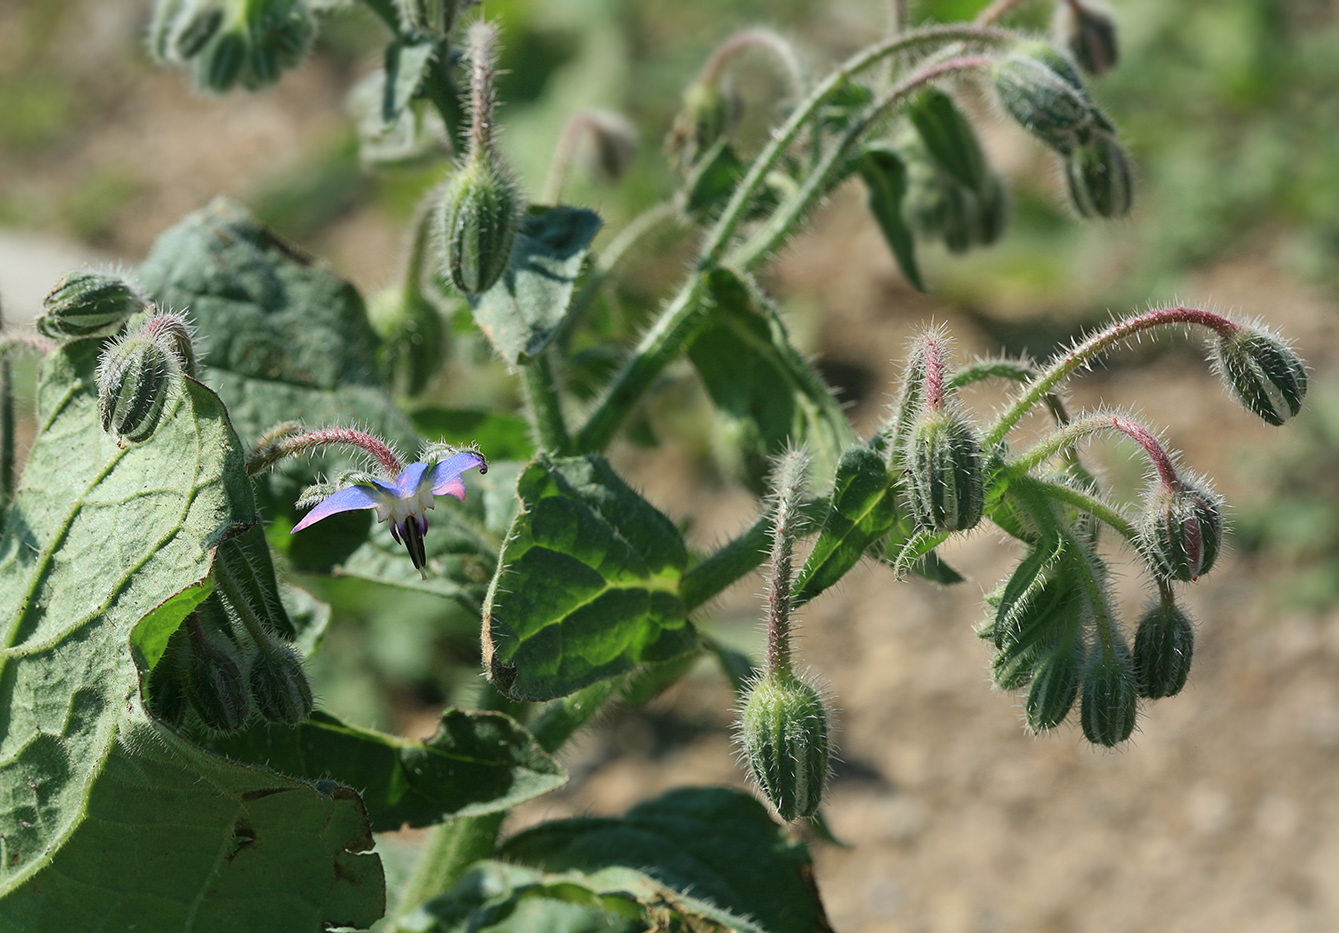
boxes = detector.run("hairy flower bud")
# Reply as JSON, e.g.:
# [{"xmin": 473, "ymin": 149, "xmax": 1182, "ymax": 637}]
[
  {"xmin": 437, "ymin": 155, "xmax": 522, "ymax": 294},
  {"xmin": 185, "ymin": 628, "xmax": 252, "ymax": 732},
  {"xmin": 1080, "ymin": 647, "xmax": 1138, "ymax": 746},
  {"xmin": 905, "ymin": 410, "xmax": 986, "ymax": 533},
  {"xmin": 38, "ymin": 270, "xmax": 148, "ymax": 340},
  {"xmin": 1054, "ymin": 0, "xmax": 1119, "ymax": 77},
  {"xmin": 97, "ymin": 335, "xmax": 176, "ymax": 444},
  {"xmin": 1025, "ymin": 641, "xmax": 1083, "ymax": 732},
  {"xmin": 1211, "ymin": 326, "xmax": 1308, "ymax": 426},
  {"xmin": 666, "ymin": 79, "xmax": 738, "ymax": 170},
  {"xmin": 140, "ymin": 311, "xmax": 199, "ymax": 378},
  {"xmin": 1065, "ymin": 131, "xmax": 1132, "ymax": 218},
  {"xmin": 991, "ymin": 42, "xmax": 1106, "ymax": 155},
  {"xmin": 739, "ymin": 670, "xmax": 832, "ymax": 821},
  {"xmin": 172, "ymin": 2, "xmax": 225, "ymax": 60},
  {"xmin": 579, "ymin": 109, "xmax": 639, "ymax": 184},
  {"xmin": 1137, "ymin": 477, "xmax": 1224, "ymax": 582},
  {"xmin": 248, "ymin": 641, "xmax": 314, "ymax": 724},
  {"xmin": 1133, "ymin": 600, "xmax": 1194, "ymax": 699}
]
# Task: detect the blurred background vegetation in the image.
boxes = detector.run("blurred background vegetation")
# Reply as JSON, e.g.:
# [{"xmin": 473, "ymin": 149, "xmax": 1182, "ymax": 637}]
[{"xmin": 3, "ymin": 2, "xmax": 1339, "ymax": 927}]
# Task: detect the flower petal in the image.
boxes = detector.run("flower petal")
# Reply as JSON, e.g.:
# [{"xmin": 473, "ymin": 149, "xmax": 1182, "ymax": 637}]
[
  {"xmin": 394, "ymin": 461, "xmax": 432, "ymax": 497},
  {"xmin": 291, "ymin": 483, "xmax": 388, "ymax": 533},
  {"xmin": 429, "ymin": 451, "xmax": 487, "ymax": 500}
]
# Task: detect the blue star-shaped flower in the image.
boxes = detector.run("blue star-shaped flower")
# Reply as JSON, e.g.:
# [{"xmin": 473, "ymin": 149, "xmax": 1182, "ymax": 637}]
[{"xmin": 292, "ymin": 449, "xmax": 487, "ymax": 576}]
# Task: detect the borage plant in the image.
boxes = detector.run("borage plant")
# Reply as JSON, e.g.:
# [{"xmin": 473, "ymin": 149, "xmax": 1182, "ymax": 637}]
[{"xmin": 0, "ymin": 1, "xmax": 1308, "ymax": 930}]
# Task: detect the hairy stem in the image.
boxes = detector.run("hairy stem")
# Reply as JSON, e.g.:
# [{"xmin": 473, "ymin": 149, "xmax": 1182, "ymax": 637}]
[
  {"xmin": 522, "ymin": 354, "xmax": 571, "ymax": 454},
  {"xmin": 1012, "ymin": 411, "xmax": 1180, "ymax": 488},
  {"xmin": 393, "ymin": 812, "xmax": 506, "ymax": 922},
  {"xmin": 984, "ymin": 306, "xmax": 1241, "ymax": 449}
]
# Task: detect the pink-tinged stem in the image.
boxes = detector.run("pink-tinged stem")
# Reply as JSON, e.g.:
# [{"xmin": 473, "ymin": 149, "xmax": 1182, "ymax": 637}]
[
  {"xmin": 1015, "ymin": 411, "xmax": 1181, "ymax": 489},
  {"xmin": 985, "ymin": 306, "xmax": 1241, "ymax": 448},
  {"xmin": 248, "ymin": 424, "xmax": 404, "ymax": 478}
]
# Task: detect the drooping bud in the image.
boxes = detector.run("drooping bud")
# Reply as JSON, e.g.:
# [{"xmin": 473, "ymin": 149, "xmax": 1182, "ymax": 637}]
[
  {"xmin": 1211, "ymin": 325, "xmax": 1308, "ymax": 426},
  {"xmin": 96, "ymin": 334, "xmax": 177, "ymax": 445},
  {"xmin": 1055, "ymin": 0, "xmax": 1119, "ymax": 77},
  {"xmin": 1136, "ymin": 476, "xmax": 1224, "ymax": 583},
  {"xmin": 666, "ymin": 79, "xmax": 738, "ymax": 170},
  {"xmin": 1080, "ymin": 646, "xmax": 1138, "ymax": 746},
  {"xmin": 243, "ymin": 0, "xmax": 316, "ymax": 91},
  {"xmin": 395, "ymin": 0, "xmax": 461, "ymax": 36},
  {"xmin": 248, "ymin": 641, "xmax": 314, "ymax": 724},
  {"xmin": 577, "ymin": 109, "xmax": 639, "ymax": 184},
  {"xmin": 190, "ymin": 28, "xmax": 247, "ymax": 94},
  {"xmin": 904, "ymin": 410, "xmax": 986, "ymax": 533},
  {"xmin": 37, "ymin": 270, "xmax": 148, "ymax": 340},
  {"xmin": 739, "ymin": 669, "xmax": 832, "ymax": 821},
  {"xmin": 990, "ymin": 42, "xmax": 1105, "ymax": 155},
  {"xmin": 184, "ymin": 619, "xmax": 252, "ymax": 732},
  {"xmin": 1065, "ymin": 131, "xmax": 1132, "ymax": 218},
  {"xmin": 171, "ymin": 2, "xmax": 226, "ymax": 60},
  {"xmin": 1025, "ymin": 640, "xmax": 1083, "ymax": 733},
  {"xmin": 437, "ymin": 156, "xmax": 522, "ymax": 294},
  {"xmin": 158, "ymin": 0, "xmax": 315, "ymax": 94},
  {"xmin": 145, "ymin": 628, "xmax": 192, "ymax": 728},
  {"xmin": 1133, "ymin": 599, "xmax": 1195, "ymax": 699},
  {"xmin": 368, "ymin": 286, "xmax": 446, "ymax": 395}
]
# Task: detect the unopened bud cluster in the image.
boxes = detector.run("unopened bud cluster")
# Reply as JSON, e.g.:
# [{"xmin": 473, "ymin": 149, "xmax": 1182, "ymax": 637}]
[
  {"xmin": 1212, "ymin": 325, "xmax": 1308, "ymax": 426},
  {"xmin": 148, "ymin": 541, "xmax": 313, "ymax": 732},
  {"xmin": 38, "ymin": 270, "xmax": 150, "ymax": 340},
  {"xmin": 149, "ymin": 0, "xmax": 315, "ymax": 94}
]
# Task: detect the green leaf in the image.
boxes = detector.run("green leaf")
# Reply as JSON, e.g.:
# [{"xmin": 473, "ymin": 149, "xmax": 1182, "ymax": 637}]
[
  {"xmin": 858, "ymin": 145, "xmax": 927, "ymax": 292},
  {"xmin": 498, "ymin": 787, "xmax": 833, "ymax": 933},
  {"xmin": 679, "ymin": 139, "xmax": 745, "ymax": 220},
  {"xmin": 400, "ymin": 861, "xmax": 743, "ymax": 933},
  {"xmin": 384, "ymin": 38, "xmax": 441, "ymax": 124},
  {"xmin": 0, "ymin": 340, "xmax": 383, "ymax": 928},
  {"xmin": 482, "ymin": 455, "xmax": 697, "ymax": 701},
  {"xmin": 794, "ymin": 445, "xmax": 899, "ymax": 606},
  {"xmin": 200, "ymin": 708, "xmax": 567, "ymax": 833},
  {"xmin": 469, "ymin": 206, "xmax": 602, "ymax": 367},
  {"xmin": 908, "ymin": 88, "xmax": 993, "ymax": 195},
  {"xmin": 689, "ymin": 268, "xmax": 854, "ymax": 493},
  {"xmin": 411, "ymin": 406, "xmax": 537, "ymax": 462},
  {"xmin": 136, "ymin": 197, "xmax": 417, "ymax": 524}
]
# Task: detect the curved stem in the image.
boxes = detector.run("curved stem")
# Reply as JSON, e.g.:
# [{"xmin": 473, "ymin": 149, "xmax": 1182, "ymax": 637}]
[
  {"xmin": 699, "ymin": 23, "xmax": 1014, "ymax": 269},
  {"xmin": 730, "ymin": 55, "xmax": 993, "ymax": 271},
  {"xmin": 976, "ymin": 0, "xmax": 1033, "ymax": 25},
  {"xmin": 1028, "ymin": 477, "xmax": 1136, "ymax": 544},
  {"xmin": 1012, "ymin": 411, "xmax": 1180, "ymax": 488},
  {"xmin": 983, "ymin": 306, "xmax": 1241, "ymax": 449},
  {"xmin": 392, "ymin": 812, "xmax": 506, "ymax": 922}
]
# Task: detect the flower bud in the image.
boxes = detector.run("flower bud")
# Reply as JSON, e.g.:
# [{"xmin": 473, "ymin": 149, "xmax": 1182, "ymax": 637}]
[
  {"xmin": 191, "ymin": 28, "xmax": 247, "ymax": 94},
  {"xmin": 666, "ymin": 79, "xmax": 738, "ymax": 170},
  {"xmin": 368, "ymin": 287, "xmax": 445, "ymax": 396},
  {"xmin": 146, "ymin": 631, "xmax": 191, "ymax": 728},
  {"xmin": 904, "ymin": 410, "xmax": 986, "ymax": 533},
  {"xmin": 1133, "ymin": 600, "xmax": 1194, "ymax": 699},
  {"xmin": 739, "ymin": 670, "xmax": 832, "ymax": 821},
  {"xmin": 1025, "ymin": 641, "xmax": 1083, "ymax": 733},
  {"xmin": 171, "ymin": 2, "xmax": 225, "ymax": 60},
  {"xmin": 96, "ymin": 335, "xmax": 176, "ymax": 445},
  {"xmin": 1136, "ymin": 477, "xmax": 1223, "ymax": 583},
  {"xmin": 140, "ymin": 311, "xmax": 199, "ymax": 378},
  {"xmin": 579, "ymin": 109, "xmax": 639, "ymax": 184},
  {"xmin": 37, "ymin": 270, "xmax": 148, "ymax": 340},
  {"xmin": 185, "ymin": 628, "xmax": 252, "ymax": 732},
  {"xmin": 1211, "ymin": 326, "xmax": 1308, "ymax": 426},
  {"xmin": 1054, "ymin": 0, "xmax": 1119, "ymax": 77},
  {"xmin": 1080, "ymin": 647, "xmax": 1138, "ymax": 746},
  {"xmin": 395, "ymin": 0, "xmax": 460, "ymax": 36},
  {"xmin": 248, "ymin": 641, "xmax": 314, "ymax": 724},
  {"xmin": 1065, "ymin": 131, "xmax": 1132, "ymax": 218},
  {"xmin": 437, "ymin": 155, "xmax": 523, "ymax": 295},
  {"xmin": 991, "ymin": 43, "xmax": 1100, "ymax": 154},
  {"xmin": 242, "ymin": 0, "xmax": 315, "ymax": 91}
]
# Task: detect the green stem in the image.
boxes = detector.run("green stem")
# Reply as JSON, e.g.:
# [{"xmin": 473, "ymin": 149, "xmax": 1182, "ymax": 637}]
[
  {"xmin": 983, "ymin": 305, "xmax": 1242, "ymax": 449},
  {"xmin": 1028, "ymin": 477, "xmax": 1136, "ymax": 544},
  {"xmin": 211, "ymin": 553, "xmax": 272, "ymax": 647},
  {"xmin": 731, "ymin": 54, "xmax": 993, "ymax": 271},
  {"xmin": 392, "ymin": 812, "xmax": 506, "ymax": 922},
  {"xmin": 574, "ymin": 273, "xmax": 711, "ymax": 453},
  {"xmin": 1012, "ymin": 411, "xmax": 1179, "ymax": 488},
  {"xmin": 522, "ymin": 354, "xmax": 571, "ymax": 454},
  {"xmin": 0, "ymin": 299, "xmax": 12, "ymax": 504},
  {"xmin": 699, "ymin": 23, "xmax": 1012, "ymax": 268},
  {"xmin": 529, "ymin": 679, "xmax": 622, "ymax": 754}
]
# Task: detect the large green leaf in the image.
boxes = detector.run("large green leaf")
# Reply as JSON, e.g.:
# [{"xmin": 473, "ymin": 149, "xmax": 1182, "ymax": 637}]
[
  {"xmin": 794, "ymin": 445, "xmax": 899, "ymax": 606},
  {"xmin": 200, "ymin": 708, "xmax": 566, "ymax": 833},
  {"xmin": 136, "ymin": 197, "xmax": 417, "ymax": 526},
  {"xmin": 0, "ymin": 340, "xmax": 382, "ymax": 929},
  {"xmin": 495, "ymin": 787, "xmax": 832, "ymax": 933},
  {"xmin": 688, "ymin": 268, "xmax": 853, "ymax": 493},
  {"xmin": 482, "ymin": 455, "xmax": 697, "ymax": 700},
  {"xmin": 468, "ymin": 206, "xmax": 602, "ymax": 367}
]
